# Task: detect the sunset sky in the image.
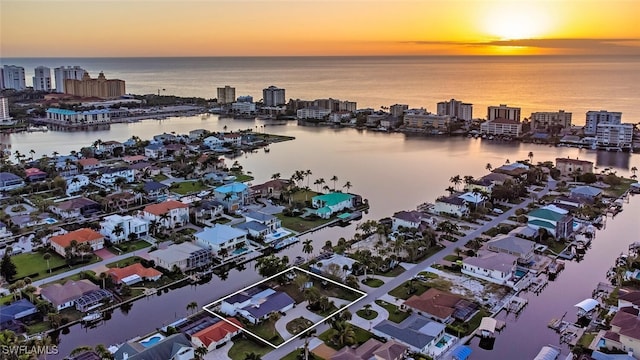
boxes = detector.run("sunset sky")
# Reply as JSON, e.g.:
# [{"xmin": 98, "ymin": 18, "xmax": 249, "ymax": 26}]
[{"xmin": 1, "ymin": 0, "xmax": 639, "ymax": 57}]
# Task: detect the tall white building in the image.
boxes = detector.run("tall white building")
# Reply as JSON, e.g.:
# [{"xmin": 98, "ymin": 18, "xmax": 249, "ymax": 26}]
[
  {"xmin": 33, "ymin": 66, "xmax": 52, "ymax": 91},
  {"xmin": 390, "ymin": 104, "xmax": 409, "ymax": 117},
  {"xmin": 481, "ymin": 118, "xmax": 522, "ymax": 137},
  {"xmin": 54, "ymin": 66, "xmax": 86, "ymax": 93},
  {"xmin": 217, "ymin": 85, "xmax": 236, "ymax": 104},
  {"xmin": 2, "ymin": 65, "xmax": 26, "ymax": 90},
  {"xmin": 0, "ymin": 97, "xmax": 13, "ymax": 124},
  {"xmin": 585, "ymin": 110, "xmax": 622, "ymax": 135},
  {"xmin": 530, "ymin": 110, "xmax": 572, "ymax": 130},
  {"xmin": 488, "ymin": 104, "xmax": 520, "ymax": 121},
  {"xmin": 596, "ymin": 123, "xmax": 633, "ymax": 149},
  {"xmin": 263, "ymin": 85, "xmax": 286, "ymax": 106},
  {"xmin": 437, "ymin": 99, "xmax": 473, "ymax": 121}
]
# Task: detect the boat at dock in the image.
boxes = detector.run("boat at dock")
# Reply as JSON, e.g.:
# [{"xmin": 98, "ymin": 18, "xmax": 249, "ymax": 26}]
[
  {"xmin": 82, "ymin": 312, "xmax": 102, "ymax": 322},
  {"xmin": 273, "ymin": 236, "xmax": 299, "ymax": 250}
]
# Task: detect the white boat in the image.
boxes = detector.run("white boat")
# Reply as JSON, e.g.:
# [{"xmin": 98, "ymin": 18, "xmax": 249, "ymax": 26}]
[{"xmin": 82, "ymin": 312, "xmax": 102, "ymax": 322}]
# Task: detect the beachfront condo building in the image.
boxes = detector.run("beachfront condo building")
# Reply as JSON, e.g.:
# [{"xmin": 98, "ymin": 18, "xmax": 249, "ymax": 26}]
[
  {"xmin": 390, "ymin": 104, "xmax": 409, "ymax": 117},
  {"xmin": 54, "ymin": 66, "xmax": 87, "ymax": 93},
  {"xmin": 263, "ymin": 85, "xmax": 286, "ymax": 106},
  {"xmin": 487, "ymin": 104, "xmax": 521, "ymax": 121},
  {"xmin": 217, "ymin": 85, "xmax": 236, "ymax": 104},
  {"xmin": 2, "ymin": 65, "xmax": 26, "ymax": 90},
  {"xmin": 480, "ymin": 118, "xmax": 522, "ymax": 137},
  {"xmin": 596, "ymin": 123, "xmax": 634, "ymax": 149},
  {"xmin": 33, "ymin": 66, "xmax": 52, "ymax": 91},
  {"xmin": 404, "ymin": 113, "xmax": 451, "ymax": 131},
  {"xmin": 530, "ymin": 110, "xmax": 572, "ymax": 130},
  {"xmin": 64, "ymin": 71, "xmax": 125, "ymax": 99},
  {"xmin": 437, "ymin": 99, "xmax": 473, "ymax": 121},
  {"xmin": 585, "ymin": 110, "xmax": 622, "ymax": 135},
  {"xmin": 0, "ymin": 97, "xmax": 13, "ymax": 124}
]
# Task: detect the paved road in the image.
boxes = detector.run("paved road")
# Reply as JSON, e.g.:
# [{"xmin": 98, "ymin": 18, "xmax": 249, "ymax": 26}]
[{"xmin": 263, "ymin": 179, "xmax": 555, "ymax": 359}]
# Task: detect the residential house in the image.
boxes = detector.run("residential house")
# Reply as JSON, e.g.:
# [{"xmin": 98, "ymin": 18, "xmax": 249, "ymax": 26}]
[
  {"xmin": 65, "ymin": 175, "xmax": 90, "ymax": 195},
  {"xmin": 150, "ymin": 242, "xmax": 212, "ymax": 272},
  {"xmin": 194, "ymin": 225, "xmax": 247, "ymax": 256},
  {"xmin": 434, "ymin": 196, "xmax": 469, "ymax": 217},
  {"xmin": 310, "ymin": 254, "xmax": 359, "ymax": 280},
  {"xmin": 143, "ymin": 181, "xmax": 169, "ymax": 201},
  {"xmin": 0, "ymin": 221, "xmax": 11, "ymax": 238},
  {"xmin": 600, "ymin": 307, "xmax": 640, "ymax": 356},
  {"xmin": 250, "ymin": 179, "xmax": 292, "ymax": 199},
  {"xmin": 464, "ymin": 178, "xmax": 494, "ymax": 194},
  {"xmin": 189, "ymin": 128, "xmax": 208, "ymax": 140},
  {"xmin": 107, "ymin": 263, "xmax": 162, "ymax": 285},
  {"xmin": 153, "ymin": 133, "xmax": 177, "ymax": 143},
  {"xmin": 97, "ymin": 167, "xmax": 135, "ymax": 186},
  {"xmin": 50, "ymin": 228, "xmax": 105, "ymax": 256},
  {"xmin": 486, "ymin": 235, "xmax": 536, "ymax": 263},
  {"xmin": 554, "ymin": 196, "xmax": 593, "ymax": 210},
  {"xmin": 555, "ymin": 158, "xmax": 594, "ymax": 176},
  {"xmin": 122, "ymin": 155, "xmax": 147, "ymax": 164},
  {"xmin": 222, "ymin": 133, "xmax": 242, "ymax": 146},
  {"xmin": 330, "ymin": 339, "xmax": 408, "ymax": 360},
  {"xmin": 9, "ymin": 213, "xmax": 52, "ymax": 229},
  {"xmin": 492, "ymin": 162, "xmax": 530, "ymax": 178},
  {"xmin": 190, "ymin": 318, "xmax": 243, "ymax": 352},
  {"xmin": 462, "ymin": 250, "xmax": 517, "ymax": 285},
  {"xmin": 193, "ymin": 200, "xmax": 225, "ymax": 223},
  {"xmin": 165, "ymin": 143, "xmax": 186, "ymax": 157},
  {"xmin": 373, "ymin": 314, "xmax": 447, "ymax": 355},
  {"xmin": 618, "ymin": 291, "xmax": 640, "ymax": 310},
  {"xmin": 0, "ymin": 172, "xmax": 25, "ymax": 191},
  {"xmin": 40, "ymin": 280, "xmax": 112, "ymax": 311},
  {"xmin": 244, "ymin": 210, "xmax": 281, "ymax": 232},
  {"xmin": 214, "ymin": 182, "xmax": 249, "ymax": 211},
  {"xmin": 0, "ymin": 299, "xmax": 38, "ymax": 330},
  {"xmin": 113, "ymin": 333, "xmax": 194, "ymax": 360},
  {"xmin": 457, "ymin": 192, "xmax": 485, "ymax": 208},
  {"xmin": 105, "ymin": 191, "xmax": 142, "ymax": 210},
  {"xmin": 142, "ymin": 200, "xmax": 189, "ymax": 229},
  {"xmin": 144, "ymin": 143, "xmax": 167, "ymax": 159},
  {"xmin": 24, "ymin": 168, "xmax": 47, "ymax": 182},
  {"xmin": 403, "ymin": 288, "xmax": 477, "ymax": 323},
  {"xmin": 100, "ymin": 214, "xmax": 149, "ymax": 243},
  {"xmin": 96, "ymin": 140, "xmax": 125, "ymax": 156},
  {"xmin": 219, "ymin": 287, "xmax": 295, "ymax": 324},
  {"xmin": 312, "ymin": 192, "xmax": 356, "ymax": 219},
  {"xmin": 235, "ymin": 221, "xmax": 270, "ymax": 239},
  {"xmin": 479, "ymin": 173, "xmax": 513, "ymax": 186},
  {"xmin": 391, "ymin": 211, "xmax": 436, "ymax": 231},
  {"xmin": 77, "ymin": 158, "xmax": 101, "ymax": 171},
  {"xmin": 570, "ymin": 186, "xmax": 603, "ymax": 201},
  {"xmin": 527, "ymin": 205, "xmax": 574, "ymax": 239},
  {"xmin": 50, "ymin": 197, "xmax": 101, "ymax": 219},
  {"xmin": 203, "ymin": 136, "xmax": 224, "ymax": 149}
]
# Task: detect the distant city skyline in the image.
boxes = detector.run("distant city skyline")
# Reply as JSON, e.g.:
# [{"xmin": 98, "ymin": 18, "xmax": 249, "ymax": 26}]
[{"xmin": 1, "ymin": 0, "xmax": 639, "ymax": 57}]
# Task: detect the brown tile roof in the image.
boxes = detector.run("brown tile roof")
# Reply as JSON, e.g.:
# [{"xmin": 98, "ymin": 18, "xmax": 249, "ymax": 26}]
[
  {"xmin": 123, "ymin": 155, "xmax": 147, "ymax": 162},
  {"xmin": 556, "ymin": 158, "xmax": 593, "ymax": 166},
  {"xmin": 192, "ymin": 318, "xmax": 243, "ymax": 347},
  {"xmin": 40, "ymin": 280, "xmax": 99, "ymax": 307},
  {"xmin": 374, "ymin": 340, "xmax": 408, "ymax": 360},
  {"xmin": 604, "ymin": 331, "xmax": 620, "ymax": 342},
  {"xmin": 54, "ymin": 197, "xmax": 99, "ymax": 211},
  {"xmin": 619, "ymin": 291, "xmax": 640, "ymax": 307},
  {"xmin": 144, "ymin": 200, "xmax": 188, "ymax": 216},
  {"xmin": 404, "ymin": 288, "xmax": 463, "ymax": 320},
  {"xmin": 107, "ymin": 263, "xmax": 162, "ymax": 284},
  {"xmin": 250, "ymin": 179, "xmax": 291, "ymax": 191},
  {"xmin": 611, "ymin": 307, "xmax": 640, "ymax": 341},
  {"xmin": 50, "ymin": 228, "xmax": 103, "ymax": 248}
]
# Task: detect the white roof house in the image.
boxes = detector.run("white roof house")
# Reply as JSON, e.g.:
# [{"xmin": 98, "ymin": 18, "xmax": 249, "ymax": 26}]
[{"xmin": 194, "ymin": 224, "xmax": 247, "ymax": 254}]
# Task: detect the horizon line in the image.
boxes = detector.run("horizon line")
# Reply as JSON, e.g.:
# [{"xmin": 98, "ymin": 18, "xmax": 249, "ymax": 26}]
[{"xmin": 3, "ymin": 54, "xmax": 640, "ymax": 59}]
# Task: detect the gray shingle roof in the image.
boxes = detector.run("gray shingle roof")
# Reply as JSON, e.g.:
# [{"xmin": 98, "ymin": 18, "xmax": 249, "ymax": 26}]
[
  {"xmin": 236, "ymin": 221, "xmax": 269, "ymax": 232},
  {"xmin": 373, "ymin": 314, "xmax": 444, "ymax": 349},
  {"xmin": 242, "ymin": 292, "xmax": 295, "ymax": 319}
]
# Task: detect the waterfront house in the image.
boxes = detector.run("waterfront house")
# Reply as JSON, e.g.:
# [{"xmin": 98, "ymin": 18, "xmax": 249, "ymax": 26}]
[
  {"xmin": 203, "ymin": 135, "xmax": 224, "ymax": 149},
  {"xmin": 122, "ymin": 155, "xmax": 147, "ymax": 164},
  {"xmin": 391, "ymin": 210, "xmax": 436, "ymax": 231},
  {"xmin": 97, "ymin": 167, "xmax": 135, "ymax": 186},
  {"xmin": 113, "ymin": 333, "xmax": 194, "ymax": 360},
  {"xmin": 492, "ymin": 162, "xmax": 529, "ymax": 178},
  {"xmin": 462, "ymin": 250, "xmax": 517, "ymax": 286},
  {"xmin": 50, "ymin": 228, "xmax": 105, "ymax": 256},
  {"xmin": 193, "ymin": 200, "xmax": 225, "ymax": 222},
  {"xmin": 0, "ymin": 172, "xmax": 25, "ymax": 191},
  {"xmin": 40, "ymin": 279, "xmax": 112, "ymax": 311},
  {"xmin": 464, "ymin": 178, "xmax": 494, "ymax": 194},
  {"xmin": 149, "ymin": 242, "xmax": 212, "ymax": 272},
  {"xmin": 403, "ymin": 288, "xmax": 476, "ymax": 323},
  {"xmin": 105, "ymin": 191, "xmax": 142, "ymax": 210},
  {"xmin": 46, "ymin": 108, "xmax": 111, "ymax": 125},
  {"xmin": 617, "ymin": 291, "xmax": 640, "ymax": 310},
  {"xmin": 153, "ymin": 133, "xmax": 177, "ymax": 143},
  {"xmin": 142, "ymin": 200, "xmax": 189, "ymax": 229},
  {"xmin": 219, "ymin": 287, "xmax": 295, "ymax": 324},
  {"xmin": 50, "ymin": 197, "xmax": 101, "ymax": 219},
  {"xmin": 24, "ymin": 167, "xmax": 47, "ymax": 182},
  {"xmin": 556, "ymin": 158, "xmax": 594, "ymax": 176},
  {"xmin": 479, "ymin": 173, "xmax": 513, "ymax": 186},
  {"xmin": 554, "ymin": 196, "xmax": 593, "ymax": 210},
  {"xmin": 96, "ymin": 140, "xmax": 125, "ymax": 156},
  {"xmin": 65, "ymin": 175, "xmax": 90, "ymax": 195},
  {"xmin": 310, "ymin": 254, "xmax": 359, "ymax": 280},
  {"xmin": 457, "ymin": 192, "xmax": 484, "ymax": 207},
  {"xmin": 570, "ymin": 185, "xmax": 603, "ymax": 201},
  {"xmin": 107, "ymin": 263, "xmax": 162, "ymax": 285},
  {"xmin": 600, "ymin": 307, "xmax": 640, "ymax": 356},
  {"xmin": 222, "ymin": 133, "xmax": 242, "ymax": 146},
  {"xmin": 486, "ymin": 234, "xmax": 535, "ymax": 262},
  {"xmin": 190, "ymin": 318, "xmax": 243, "ymax": 352},
  {"xmin": 250, "ymin": 179, "xmax": 292, "ymax": 199},
  {"xmin": 194, "ymin": 224, "xmax": 247, "ymax": 256},
  {"xmin": 235, "ymin": 221, "xmax": 270, "ymax": 239},
  {"xmin": 330, "ymin": 338, "xmax": 408, "ymax": 360},
  {"xmin": 189, "ymin": 128, "xmax": 208, "ymax": 140},
  {"xmin": 9, "ymin": 213, "xmax": 52, "ymax": 229},
  {"xmin": 77, "ymin": 157, "xmax": 102, "ymax": 171},
  {"xmin": 100, "ymin": 214, "xmax": 149, "ymax": 243},
  {"xmin": 434, "ymin": 196, "xmax": 469, "ymax": 217},
  {"xmin": 142, "ymin": 180, "xmax": 169, "ymax": 201},
  {"xmin": 312, "ymin": 192, "xmax": 355, "ymax": 219},
  {"xmin": 373, "ymin": 314, "xmax": 446, "ymax": 355},
  {"xmin": 144, "ymin": 143, "xmax": 167, "ymax": 159},
  {"xmin": 244, "ymin": 210, "xmax": 281, "ymax": 232},
  {"xmin": 214, "ymin": 182, "xmax": 249, "ymax": 211},
  {"xmin": 527, "ymin": 205, "xmax": 574, "ymax": 239},
  {"xmin": 0, "ymin": 299, "xmax": 38, "ymax": 330}
]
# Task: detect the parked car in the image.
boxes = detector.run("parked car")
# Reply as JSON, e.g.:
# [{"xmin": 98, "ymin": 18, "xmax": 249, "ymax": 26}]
[{"xmin": 493, "ymin": 208, "xmax": 504, "ymax": 214}]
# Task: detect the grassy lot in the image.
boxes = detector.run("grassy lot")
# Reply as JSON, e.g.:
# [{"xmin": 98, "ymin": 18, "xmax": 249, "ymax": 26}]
[
  {"xmin": 444, "ymin": 255, "xmax": 462, "ymax": 262},
  {"xmin": 274, "ymin": 282, "xmax": 307, "ymax": 304},
  {"xmin": 319, "ymin": 325, "xmax": 374, "ymax": 350},
  {"xmin": 106, "ymin": 256, "xmax": 143, "ymax": 269},
  {"xmin": 231, "ymin": 173, "xmax": 255, "ymax": 183},
  {"xmin": 448, "ymin": 309, "xmax": 489, "ymax": 337},
  {"xmin": 604, "ymin": 178, "xmax": 638, "ymax": 198},
  {"xmin": 227, "ymin": 338, "xmax": 271, "ymax": 360},
  {"xmin": 356, "ymin": 309, "xmax": 378, "ymax": 320},
  {"xmin": 286, "ymin": 317, "xmax": 314, "ymax": 335},
  {"xmin": 578, "ymin": 332, "xmax": 597, "ymax": 348},
  {"xmin": 291, "ymin": 189, "xmax": 321, "ymax": 204},
  {"xmin": 152, "ymin": 174, "xmax": 169, "ymax": 182},
  {"xmin": 11, "ymin": 252, "xmax": 100, "ymax": 282},
  {"xmin": 362, "ymin": 278, "xmax": 384, "ymax": 287},
  {"xmin": 108, "ymin": 240, "xmax": 152, "ymax": 255},
  {"xmin": 52, "ymin": 270, "xmax": 96, "ymax": 285},
  {"xmin": 170, "ymin": 180, "xmax": 209, "ymax": 195},
  {"xmin": 26, "ymin": 321, "xmax": 50, "ymax": 335},
  {"xmin": 378, "ymin": 266, "xmax": 406, "ymax": 277},
  {"xmin": 255, "ymin": 133, "xmax": 296, "ymax": 143},
  {"xmin": 246, "ymin": 318, "xmax": 284, "ymax": 345},
  {"xmin": 276, "ymin": 213, "xmax": 333, "ymax": 233},
  {"xmin": 388, "ymin": 280, "xmax": 431, "ymax": 300},
  {"xmin": 319, "ymin": 282, "xmax": 363, "ymax": 302},
  {"xmin": 281, "ymin": 349, "xmax": 322, "ymax": 360},
  {"xmin": 410, "ymin": 245, "xmax": 445, "ymax": 264},
  {"xmin": 544, "ymin": 240, "xmax": 568, "ymax": 255},
  {"xmin": 309, "ymin": 304, "xmax": 339, "ymax": 318},
  {"xmin": 375, "ymin": 300, "xmax": 410, "ymax": 323}
]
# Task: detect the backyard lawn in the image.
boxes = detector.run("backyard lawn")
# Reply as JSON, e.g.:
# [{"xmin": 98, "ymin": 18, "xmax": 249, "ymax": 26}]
[
  {"xmin": 291, "ymin": 189, "xmax": 321, "ymax": 204},
  {"xmin": 246, "ymin": 318, "xmax": 284, "ymax": 345},
  {"xmin": 388, "ymin": 280, "xmax": 431, "ymax": 300},
  {"xmin": 107, "ymin": 240, "xmax": 152, "ymax": 255},
  {"xmin": 375, "ymin": 300, "xmax": 410, "ymax": 323},
  {"xmin": 231, "ymin": 172, "xmax": 255, "ymax": 183},
  {"xmin": 276, "ymin": 213, "xmax": 333, "ymax": 233},
  {"xmin": 319, "ymin": 325, "xmax": 375, "ymax": 350},
  {"xmin": 170, "ymin": 180, "xmax": 209, "ymax": 195},
  {"xmin": 378, "ymin": 266, "xmax": 406, "ymax": 277},
  {"xmin": 106, "ymin": 256, "xmax": 143, "ymax": 268},
  {"xmin": 227, "ymin": 338, "xmax": 271, "ymax": 360},
  {"xmin": 11, "ymin": 252, "xmax": 100, "ymax": 282}
]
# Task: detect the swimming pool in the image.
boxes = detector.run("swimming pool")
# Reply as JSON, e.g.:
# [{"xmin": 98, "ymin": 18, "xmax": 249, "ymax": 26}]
[
  {"xmin": 139, "ymin": 334, "xmax": 165, "ymax": 348},
  {"xmin": 232, "ymin": 248, "xmax": 247, "ymax": 255},
  {"xmin": 435, "ymin": 334, "xmax": 452, "ymax": 348},
  {"xmin": 515, "ymin": 269, "xmax": 528, "ymax": 278},
  {"xmin": 43, "ymin": 218, "xmax": 57, "ymax": 224}
]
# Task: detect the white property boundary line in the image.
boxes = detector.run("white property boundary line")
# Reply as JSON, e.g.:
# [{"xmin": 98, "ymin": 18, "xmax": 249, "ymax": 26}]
[{"xmin": 203, "ymin": 266, "xmax": 367, "ymax": 349}]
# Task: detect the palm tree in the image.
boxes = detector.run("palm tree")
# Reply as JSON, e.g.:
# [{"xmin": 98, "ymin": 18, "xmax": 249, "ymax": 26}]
[
  {"xmin": 219, "ymin": 247, "xmax": 229, "ymax": 260},
  {"xmin": 330, "ymin": 175, "xmax": 339, "ymax": 191},
  {"xmin": 528, "ymin": 151, "xmax": 534, "ymax": 163},
  {"xmin": 271, "ymin": 173, "xmax": 281, "ymax": 180},
  {"xmin": 187, "ymin": 301, "xmax": 198, "ymax": 315},
  {"xmin": 268, "ymin": 312, "xmax": 282, "ymax": 337},
  {"xmin": 450, "ymin": 175, "xmax": 462, "ymax": 191},
  {"xmin": 113, "ymin": 223, "xmax": 125, "ymax": 242},
  {"xmin": 322, "ymin": 185, "xmax": 331, "ymax": 193},
  {"xmin": 244, "ymin": 352, "xmax": 262, "ymax": 360},
  {"xmin": 305, "ymin": 169, "xmax": 312, "ymax": 188},
  {"xmin": 194, "ymin": 345, "xmax": 208, "ymax": 360},
  {"xmin": 631, "ymin": 166, "xmax": 638, "ymax": 179},
  {"xmin": 363, "ymin": 304, "xmax": 373, "ymax": 316},
  {"xmin": 332, "ymin": 320, "xmax": 356, "ymax": 347},
  {"xmin": 99, "ymin": 271, "xmax": 108, "ymax": 289},
  {"xmin": 445, "ymin": 186, "xmax": 456, "ymax": 195},
  {"xmin": 149, "ymin": 219, "xmax": 160, "ymax": 236},
  {"xmin": 343, "ymin": 181, "xmax": 352, "ymax": 193},
  {"xmin": 43, "ymin": 252, "xmax": 52, "ymax": 273},
  {"xmin": 300, "ymin": 328, "xmax": 317, "ymax": 360},
  {"xmin": 302, "ymin": 239, "xmax": 314, "ymax": 259}
]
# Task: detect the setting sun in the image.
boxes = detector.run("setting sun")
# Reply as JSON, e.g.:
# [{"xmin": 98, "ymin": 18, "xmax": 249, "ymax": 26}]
[{"xmin": 482, "ymin": 2, "xmax": 554, "ymax": 40}]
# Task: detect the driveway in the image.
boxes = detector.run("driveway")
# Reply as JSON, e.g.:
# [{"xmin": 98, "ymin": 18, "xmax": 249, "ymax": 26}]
[
  {"xmin": 351, "ymin": 301, "xmax": 389, "ymax": 330},
  {"xmin": 204, "ymin": 341, "xmax": 232, "ymax": 360},
  {"xmin": 274, "ymin": 301, "xmax": 324, "ymax": 339}
]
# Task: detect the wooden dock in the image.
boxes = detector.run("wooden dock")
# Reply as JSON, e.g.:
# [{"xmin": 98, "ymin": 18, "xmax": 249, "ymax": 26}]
[
  {"xmin": 531, "ymin": 277, "xmax": 549, "ymax": 294},
  {"xmin": 507, "ymin": 296, "xmax": 528, "ymax": 313}
]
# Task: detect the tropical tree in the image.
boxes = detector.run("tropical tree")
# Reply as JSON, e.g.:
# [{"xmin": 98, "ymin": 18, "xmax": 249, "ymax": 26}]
[
  {"xmin": 449, "ymin": 175, "xmax": 462, "ymax": 191},
  {"xmin": 271, "ymin": 173, "xmax": 281, "ymax": 180},
  {"xmin": 42, "ymin": 252, "xmax": 52, "ymax": 273},
  {"xmin": 330, "ymin": 175, "xmax": 339, "ymax": 191},
  {"xmin": 99, "ymin": 271, "xmax": 108, "ymax": 289},
  {"xmin": 445, "ymin": 186, "xmax": 456, "ymax": 195},
  {"xmin": 218, "ymin": 247, "xmax": 229, "ymax": 260},
  {"xmin": 0, "ymin": 251, "xmax": 17, "ymax": 282},
  {"xmin": 300, "ymin": 328, "xmax": 317, "ymax": 360},
  {"xmin": 332, "ymin": 320, "xmax": 356, "ymax": 347},
  {"xmin": 305, "ymin": 169, "xmax": 312, "ymax": 188},
  {"xmin": 244, "ymin": 352, "xmax": 262, "ymax": 360},
  {"xmin": 486, "ymin": 163, "xmax": 493, "ymax": 171},
  {"xmin": 363, "ymin": 304, "xmax": 373, "ymax": 316},
  {"xmin": 343, "ymin": 181, "xmax": 352, "ymax": 193},
  {"xmin": 631, "ymin": 166, "xmax": 637, "ymax": 179},
  {"xmin": 345, "ymin": 275, "xmax": 359, "ymax": 289},
  {"xmin": 528, "ymin": 151, "xmax": 534, "ymax": 163},
  {"xmin": 255, "ymin": 255, "xmax": 288, "ymax": 278},
  {"xmin": 194, "ymin": 345, "xmax": 208, "ymax": 360},
  {"xmin": 187, "ymin": 301, "xmax": 198, "ymax": 315},
  {"xmin": 113, "ymin": 223, "xmax": 126, "ymax": 241},
  {"xmin": 302, "ymin": 239, "xmax": 314, "ymax": 259},
  {"xmin": 268, "ymin": 311, "xmax": 282, "ymax": 337}
]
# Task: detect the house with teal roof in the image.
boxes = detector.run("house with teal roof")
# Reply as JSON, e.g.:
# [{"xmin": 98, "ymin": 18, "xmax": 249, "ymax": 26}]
[
  {"xmin": 527, "ymin": 206, "xmax": 574, "ymax": 239},
  {"xmin": 312, "ymin": 192, "xmax": 355, "ymax": 219},
  {"xmin": 214, "ymin": 182, "xmax": 249, "ymax": 211}
]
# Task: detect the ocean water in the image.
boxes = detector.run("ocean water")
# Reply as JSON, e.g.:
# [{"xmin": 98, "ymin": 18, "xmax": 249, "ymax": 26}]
[{"xmin": 2, "ymin": 56, "xmax": 640, "ymax": 123}]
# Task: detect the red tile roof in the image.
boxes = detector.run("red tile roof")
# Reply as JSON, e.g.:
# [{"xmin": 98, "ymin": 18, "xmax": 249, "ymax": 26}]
[
  {"xmin": 107, "ymin": 263, "xmax": 162, "ymax": 283},
  {"xmin": 144, "ymin": 200, "xmax": 188, "ymax": 216},
  {"xmin": 78, "ymin": 158, "xmax": 100, "ymax": 167},
  {"xmin": 50, "ymin": 228, "xmax": 103, "ymax": 248},
  {"xmin": 25, "ymin": 168, "xmax": 47, "ymax": 176},
  {"xmin": 404, "ymin": 288, "xmax": 463, "ymax": 320},
  {"xmin": 192, "ymin": 318, "xmax": 243, "ymax": 347},
  {"xmin": 555, "ymin": 158, "xmax": 593, "ymax": 166}
]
